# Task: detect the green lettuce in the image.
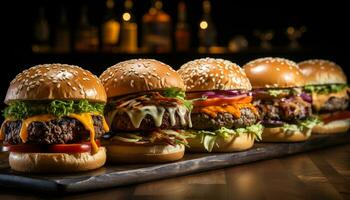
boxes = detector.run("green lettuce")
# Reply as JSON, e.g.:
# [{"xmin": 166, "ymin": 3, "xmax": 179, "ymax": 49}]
[
  {"xmin": 266, "ymin": 88, "xmax": 300, "ymax": 97},
  {"xmin": 3, "ymin": 100, "xmax": 105, "ymax": 120},
  {"xmin": 188, "ymin": 124, "xmax": 263, "ymax": 152},
  {"xmin": 281, "ymin": 117, "xmax": 320, "ymax": 133},
  {"xmin": 163, "ymin": 88, "xmax": 193, "ymax": 110},
  {"xmin": 304, "ymin": 84, "xmax": 347, "ymax": 94}
]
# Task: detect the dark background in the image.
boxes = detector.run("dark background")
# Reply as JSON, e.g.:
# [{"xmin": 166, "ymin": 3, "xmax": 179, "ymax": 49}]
[{"xmin": 1, "ymin": 0, "xmax": 349, "ymax": 112}]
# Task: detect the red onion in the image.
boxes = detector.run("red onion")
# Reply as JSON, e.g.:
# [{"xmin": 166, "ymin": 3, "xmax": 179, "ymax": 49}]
[
  {"xmin": 201, "ymin": 90, "xmax": 250, "ymax": 99},
  {"xmin": 261, "ymin": 120, "xmax": 284, "ymax": 126},
  {"xmin": 300, "ymin": 92, "xmax": 312, "ymax": 103}
]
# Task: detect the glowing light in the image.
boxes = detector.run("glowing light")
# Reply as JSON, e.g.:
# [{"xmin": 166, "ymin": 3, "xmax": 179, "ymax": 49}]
[
  {"xmin": 123, "ymin": 12, "xmax": 131, "ymax": 21},
  {"xmin": 200, "ymin": 21, "xmax": 208, "ymax": 29}
]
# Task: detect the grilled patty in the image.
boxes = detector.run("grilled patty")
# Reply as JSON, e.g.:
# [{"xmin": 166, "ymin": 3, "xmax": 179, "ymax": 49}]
[
  {"xmin": 191, "ymin": 108, "xmax": 258, "ymax": 130},
  {"xmin": 255, "ymin": 96, "xmax": 312, "ymax": 123},
  {"xmin": 2, "ymin": 115, "xmax": 105, "ymax": 145},
  {"xmin": 318, "ymin": 97, "xmax": 349, "ymax": 113}
]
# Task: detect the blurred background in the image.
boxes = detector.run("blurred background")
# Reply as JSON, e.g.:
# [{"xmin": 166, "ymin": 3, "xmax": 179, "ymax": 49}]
[{"xmin": 1, "ymin": 0, "xmax": 349, "ymax": 111}]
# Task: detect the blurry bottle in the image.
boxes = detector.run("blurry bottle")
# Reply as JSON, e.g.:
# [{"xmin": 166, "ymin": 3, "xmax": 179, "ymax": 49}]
[
  {"xmin": 75, "ymin": 5, "xmax": 99, "ymax": 52},
  {"xmin": 120, "ymin": 0, "xmax": 138, "ymax": 53},
  {"xmin": 32, "ymin": 7, "xmax": 50, "ymax": 53},
  {"xmin": 198, "ymin": 0, "xmax": 217, "ymax": 50},
  {"xmin": 142, "ymin": 0, "xmax": 171, "ymax": 53},
  {"xmin": 101, "ymin": 0, "xmax": 120, "ymax": 52},
  {"xmin": 54, "ymin": 7, "xmax": 71, "ymax": 53},
  {"xmin": 175, "ymin": 1, "xmax": 190, "ymax": 52}
]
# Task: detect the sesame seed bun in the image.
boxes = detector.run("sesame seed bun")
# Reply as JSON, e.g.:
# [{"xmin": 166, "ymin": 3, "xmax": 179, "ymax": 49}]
[
  {"xmin": 312, "ymin": 119, "xmax": 350, "ymax": 134},
  {"xmin": 105, "ymin": 144, "xmax": 185, "ymax": 163},
  {"xmin": 4, "ymin": 63, "xmax": 107, "ymax": 104},
  {"xmin": 100, "ymin": 59, "xmax": 185, "ymax": 98},
  {"xmin": 298, "ymin": 59, "xmax": 347, "ymax": 85},
  {"xmin": 261, "ymin": 127, "xmax": 312, "ymax": 142},
  {"xmin": 243, "ymin": 57, "xmax": 305, "ymax": 89},
  {"xmin": 185, "ymin": 133, "xmax": 255, "ymax": 152},
  {"xmin": 178, "ymin": 58, "xmax": 252, "ymax": 91},
  {"xmin": 9, "ymin": 147, "xmax": 106, "ymax": 173}
]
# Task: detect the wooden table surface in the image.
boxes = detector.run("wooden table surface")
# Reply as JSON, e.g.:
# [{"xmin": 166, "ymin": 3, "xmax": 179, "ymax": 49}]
[{"xmin": 0, "ymin": 144, "xmax": 349, "ymax": 200}]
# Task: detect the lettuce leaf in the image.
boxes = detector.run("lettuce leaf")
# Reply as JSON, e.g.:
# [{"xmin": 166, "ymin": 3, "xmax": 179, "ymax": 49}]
[
  {"xmin": 163, "ymin": 88, "xmax": 193, "ymax": 110},
  {"xmin": 281, "ymin": 117, "xmax": 320, "ymax": 133},
  {"xmin": 3, "ymin": 100, "xmax": 105, "ymax": 120},
  {"xmin": 188, "ymin": 124, "xmax": 263, "ymax": 152},
  {"xmin": 304, "ymin": 84, "xmax": 347, "ymax": 94},
  {"xmin": 266, "ymin": 88, "xmax": 300, "ymax": 97}
]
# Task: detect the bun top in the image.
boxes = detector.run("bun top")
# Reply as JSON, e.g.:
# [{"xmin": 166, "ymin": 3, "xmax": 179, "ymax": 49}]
[
  {"xmin": 243, "ymin": 57, "xmax": 305, "ymax": 88},
  {"xmin": 5, "ymin": 63, "xmax": 107, "ymax": 104},
  {"xmin": 100, "ymin": 59, "xmax": 185, "ymax": 98},
  {"xmin": 298, "ymin": 59, "xmax": 347, "ymax": 85},
  {"xmin": 178, "ymin": 58, "xmax": 252, "ymax": 91}
]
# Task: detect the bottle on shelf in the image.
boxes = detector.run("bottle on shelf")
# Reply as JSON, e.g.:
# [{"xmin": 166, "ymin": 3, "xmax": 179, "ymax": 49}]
[
  {"xmin": 54, "ymin": 7, "xmax": 71, "ymax": 53},
  {"xmin": 175, "ymin": 1, "xmax": 190, "ymax": 52},
  {"xmin": 198, "ymin": 0, "xmax": 217, "ymax": 52},
  {"xmin": 142, "ymin": 0, "xmax": 171, "ymax": 53},
  {"xmin": 120, "ymin": 0, "xmax": 138, "ymax": 53},
  {"xmin": 32, "ymin": 6, "xmax": 50, "ymax": 53},
  {"xmin": 101, "ymin": 0, "xmax": 120, "ymax": 52},
  {"xmin": 75, "ymin": 5, "xmax": 99, "ymax": 52}
]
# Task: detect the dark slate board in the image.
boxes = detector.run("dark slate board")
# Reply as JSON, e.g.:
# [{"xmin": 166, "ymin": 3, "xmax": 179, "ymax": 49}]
[{"xmin": 0, "ymin": 133, "xmax": 349, "ymax": 194}]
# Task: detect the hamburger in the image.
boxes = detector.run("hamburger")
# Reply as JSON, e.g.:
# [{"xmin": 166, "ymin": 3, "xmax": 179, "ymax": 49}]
[
  {"xmin": 243, "ymin": 57, "xmax": 319, "ymax": 142},
  {"xmin": 178, "ymin": 58, "xmax": 263, "ymax": 152},
  {"xmin": 298, "ymin": 59, "xmax": 350, "ymax": 134},
  {"xmin": 0, "ymin": 64, "xmax": 109, "ymax": 173},
  {"xmin": 99, "ymin": 59, "xmax": 191, "ymax": 163}
]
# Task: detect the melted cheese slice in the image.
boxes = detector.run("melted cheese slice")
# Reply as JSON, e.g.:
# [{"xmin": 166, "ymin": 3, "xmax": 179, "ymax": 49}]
[
  {"xmin": 0, "ymin": 113, "xmax": 109, "ymax": 154},
  {"xmin": 312, "ymin": 90, "xmax": 349, "ymax": 112},
  {"xmin": 198, "ymin": 104, "xmax": 258, "ymax": 118}
]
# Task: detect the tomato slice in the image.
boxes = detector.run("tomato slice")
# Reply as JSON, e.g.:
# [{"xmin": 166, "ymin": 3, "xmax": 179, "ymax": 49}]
[
  {"xmin": 322, "ymin": 111, "xmax": 350, "ymax": 124},
  {"xmin": 3, "ymin": 140, "xmax": 100, "ymax": 153},
  {"xmin": 6, "ymin": 144, "xmax": 44, "ymax": 153},
  {"xmin": 193, "ymin": 96, "xmax": 252, "ymax": 107},
  {"xmin": 48, "ymin": 143, "xmax": 91, "ymax": 153}
]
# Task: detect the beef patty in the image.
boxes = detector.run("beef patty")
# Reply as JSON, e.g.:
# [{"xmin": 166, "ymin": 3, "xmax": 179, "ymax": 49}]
[{"xmin": 2, "ymin": 115, "xmax": 105, "ymax": 145}]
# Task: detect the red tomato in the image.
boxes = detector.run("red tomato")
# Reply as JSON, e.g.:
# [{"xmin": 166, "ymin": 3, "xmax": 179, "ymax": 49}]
[
  {"xmin": 322, "ymin": 111, "xmax": 350, "ymax": 124},
  {"xmin": 48, "ymin": 143, "xmax": 91, "ymax": 153},
  {"xmin": 4, "ymin": 140, "xmax": 100, "ymax": 153},
  {"xmin": 6, "ymin": 144, "xmax": 44, "ymax": 153}
]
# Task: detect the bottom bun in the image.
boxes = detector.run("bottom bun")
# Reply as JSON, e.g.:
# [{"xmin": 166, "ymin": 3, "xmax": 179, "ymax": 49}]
[
  {"xmin": 105, "ymin": 144, "xmax": 185, "ymax": 163},
  {"xmin": 186, "ymin": 133, "xmax": 255, "ymax": 153},
  {"xmin": 261, "ymin": 127, "xmax": 311, "ymax": 142},
  {"xmin": 313, "ymin": 119, "xmax": 350, "ymax": 134},
  {"xmin": 9, "ymin": 147, "xmax": 106, "ymax": 173}
]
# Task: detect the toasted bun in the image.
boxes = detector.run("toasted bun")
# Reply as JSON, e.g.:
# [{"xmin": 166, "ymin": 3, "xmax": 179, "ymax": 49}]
[
  {"xmin": 243, "ymin": 57, "xmax": 305, "ymax": 88},
  {"xmin": 9, "ymin": 147, "xmax": 106, "ymax": 173},
  {"xmin": 105, "ymin": 144, "xmax": 184, "ymax": 163},
  {"xmin": 261, "ymin": 127, "xmax": 311, "ymax": 142},
  {"xmin": 178, "ymin": 58, "xmax": 252, "ymax": 91},
  {"xmin": 186, "ymin": 133, "xmax": 255, "ymax": 152},
  {"xmin": 5, "ymin": 64, "xmax": 106, "ymax": 104},
  {"xmin": 298, "ymin": 59, "xmax": 347, "ymax": 85},
  {"xmin": 313, "ymin": 119, "xmax": 350, "ymax": 134},
  {"xmin": 100, "ymin": 59, "xmax": 185, "ymax": 98}
]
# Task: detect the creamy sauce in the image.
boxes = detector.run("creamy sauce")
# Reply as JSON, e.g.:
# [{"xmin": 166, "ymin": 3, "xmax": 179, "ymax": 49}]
[{"xmin": 116, "ymin": 104, "xmax": 191, "ymax": 129}]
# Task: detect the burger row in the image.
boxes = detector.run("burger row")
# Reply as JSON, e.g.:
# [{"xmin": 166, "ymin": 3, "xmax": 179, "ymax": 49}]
[{"xmin": 0, "ymin": 57, "xmax": 348, "ymax": 173}]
